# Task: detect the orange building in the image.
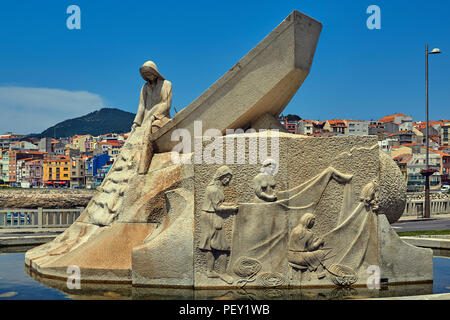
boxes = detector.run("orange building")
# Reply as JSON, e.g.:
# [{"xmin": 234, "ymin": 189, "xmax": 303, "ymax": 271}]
[{"xmin": 43, "ymin": 156, "xmax": 71, "ymax": 187}]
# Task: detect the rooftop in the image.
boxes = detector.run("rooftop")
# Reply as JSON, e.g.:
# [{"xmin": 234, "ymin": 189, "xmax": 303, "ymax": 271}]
[{"xmin": 378, "ymin": 113, "xmax": 410, "ymax": 123}]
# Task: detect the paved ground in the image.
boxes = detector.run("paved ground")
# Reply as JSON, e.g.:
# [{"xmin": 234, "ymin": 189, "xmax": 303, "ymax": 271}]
[
  {"xmin": 0, "ymin": 228, "xmax": 65, "ymax": 238},
  {"xmin": 393, "ymin": 214, "xmax": 450, "ymax": 232},
  {"xmin": 369, "ymin": 293, "xmax": 450, "ymax": 300}
]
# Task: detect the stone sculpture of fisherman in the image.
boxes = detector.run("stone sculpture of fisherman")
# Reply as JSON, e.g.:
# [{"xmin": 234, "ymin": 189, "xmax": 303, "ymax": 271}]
[
  {"xmin": 132, "ymin": 61, "xmax": 172, "ymax": 175},
  {"xmin": 199, "ymin": 166, "xmax": 238, "ymax": 284}
]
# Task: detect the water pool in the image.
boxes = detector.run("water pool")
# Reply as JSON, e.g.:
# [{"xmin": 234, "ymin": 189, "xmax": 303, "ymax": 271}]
[{"xmin": 0, "ymin": 252, "xmax": 449, "ymax": 300}]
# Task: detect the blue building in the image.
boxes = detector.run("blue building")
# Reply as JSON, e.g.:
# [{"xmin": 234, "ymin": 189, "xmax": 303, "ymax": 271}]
[{"xmin": 85, "ymin": 153, "xmax": 111, "ymax": 188}]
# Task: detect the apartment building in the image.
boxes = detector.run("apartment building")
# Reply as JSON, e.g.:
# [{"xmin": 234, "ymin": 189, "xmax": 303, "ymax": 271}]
[
  {"xmin": 323, "ymin": 119, "xmax": 347, "ymax": 134},
  {"xmin": 0, "ymin": 134, "xmax": 21, "ymax": 149},
  {"xmin": 378, "ymin": 113, "xmax": 413, "ymax": 131},
  {"xmin": 70, "ymin": 157, "xmax": 87, "ymax": 188},
  {"xmin": 441, "ymin": 123, "xmax": 450, "ymax": 147},
  {"xmin": 346, "ymin": 120, "xmax": 370, "ymax": 136},
  {"xmin": 279, "ymin": 115, "xmax": 301, "ymax": 134},
  {"xmin": 43, "ymin": 157, "xmax": 71, "ymax": 187},
  {"xmin": 5, "ymin": 150, "xmax": 46, "ymax": 186},
  {"xmin": 406, "ymin": 153, "xmax": 441, "ymax": 191}
]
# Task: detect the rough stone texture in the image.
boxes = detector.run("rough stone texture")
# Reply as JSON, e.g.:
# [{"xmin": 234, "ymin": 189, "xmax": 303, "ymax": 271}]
[
  {"xmin": 25, "ymin": 151, "xmax": 192, "ymax": 283},
  {"xmin": 378, "ymin": 150, "xmax": 407, "ymax": 224},
  {"xmin": 0, "ymin": 189, "xmax": 95, "ymax": 209},
  {"xmin": 251, "ymin": 113, "xmax": 289, "ymax": 133},
  {"xmin": 27, "ymin": 222, "xmax": 155, "ymax": 283},
  {"xmin": 132, "ymin": 187, "xmax": 194, "ymax": 287},
  {"xmin": 193, "ymin": 133, "xmax": 383, "ymax": 288},
  {"xmin": 378, "ymin": 214, "xmax": 433, "ymax": 284}
]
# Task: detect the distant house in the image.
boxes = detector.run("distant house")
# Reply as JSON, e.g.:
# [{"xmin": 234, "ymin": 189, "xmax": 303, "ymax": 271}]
[
  {"xmin": 441, "ymin": 123, "xmax": 450, "ymax": 147},
  {"xmin": 393, "ymin": 153, "xmax": 412, "ymax": 181},
  {"xmin": 378, "ymin": 138, "xmax": 399, "ymax": 154},
  {"xmin": 297, "ymin": 120, "xmax": 315, "ymax": 135},
  {"xmin": 25, "ymin": 159, "xmax": 44, "ymax": 187},
  {"xmin": 0, "ymin": 134, "xmax": 21, "ymax": 149},
  {"xmin": 85, "ymin": 153, "xmax": 111, "ymax": 188},
  {"xmin": 10, "ymin": 141, "xmax": 38, "ymax": 151},
  {"xmin": 70, "ymin": 157, "xmax": 87, "ymax": 188},
  {"xmin": 279, "ymin": 114, "xmax": 301, "ymax": 134},
  {"xmin": 38, "ymin": 138, "xmax": 53, "ymax": 153},
  {"xmin": 53, "ymin": 142, "xmax": 66, "ymax": 156},
  {"xmin": 0, "ymin": 150, "xmax": 9, "ymax": 183},
  {"xmin": 414, "ymin": 121, "xmax": 441, "ymax": 137},
  {"xmin": 390, "ymin": 145, "xmax": 413, "ymax": 159},
  {"xmin": 406, "ymin": 153, "xmax": 441, "ymax": 191},
  {"xmin": 71, "ymin": 135, "xmax": 93, "ymax": 153},
  {"xmin": 387, "ymin": 130, "xmax": 419, "ymax": 145},
  {"xmin": 323, "ymin": 119, "xmax": 347, "ymax": 134},
  {"xmin": 369, "ymin": 121, "xmax": 399, "ymax": 136},
  {"xmin": 43, "ymin": 157, "xmax": 71, "ymax": 188},
  {"xmin": 345, "ymin": 120, "xmax": 370, "ymax": 136},
  {"xmin": 427, "ymin": 148, "xmax": 450, "ymax": 185},
  {"xmin": 16, "ymin": 159, "xmax": 43, "ymax": 187},
  {"xmin": 378, "ymin": 113, "xmax": 413, "ymax": 131},
  {"xmin": 5, "ymin": 150, "xmax": 47, "ymax": 186},
  {"xmin": 64, "ymin": 144, "xmax": 81, "ymax": 158}
]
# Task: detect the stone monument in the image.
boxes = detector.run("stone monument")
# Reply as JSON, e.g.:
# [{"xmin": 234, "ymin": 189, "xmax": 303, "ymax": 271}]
[{"xmin": 25, "ymin": 10, "xmax": 433, "ymax": 291}]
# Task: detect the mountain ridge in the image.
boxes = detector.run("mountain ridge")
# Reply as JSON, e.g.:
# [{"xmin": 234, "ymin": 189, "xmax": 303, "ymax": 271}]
[{"xmin": 32, "ymin": 108, "xmax": 136, "ymax": 138}]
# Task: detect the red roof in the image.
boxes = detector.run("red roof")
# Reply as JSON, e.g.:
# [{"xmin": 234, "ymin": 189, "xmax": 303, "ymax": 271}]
[
  {"xmin": 424, "ymin": 147, "xmax": 450, "ymax": 157},
  {"xmin": 387, "ymin": 130, "xmax": 411, "ymax": 137},
  {"xmin": 401, "ymin": 142, "xmax": 419, "ymax": 146},
  {"xmin": 393, "ymin": 153, "xmax": 413, "ymax": 164},
  {"xmin": 27, "ymin": 159, "xmax": 42, "ymax": 164},
  {"xmin": 378, "ymin": 113, "xmax": 409, "ymax": 123},
  {"xmin": 327, "ymin": 119, "xmax": 347, "ymax": 127},
  {"xmin": 11, "ymin": 150, "xmax": 46, "ymax": 155}
]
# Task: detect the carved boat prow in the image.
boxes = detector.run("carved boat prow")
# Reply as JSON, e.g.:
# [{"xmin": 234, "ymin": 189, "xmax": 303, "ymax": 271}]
[{"xmin": 152, "ymin": 10, "xmax": 322, "ymax": 152}]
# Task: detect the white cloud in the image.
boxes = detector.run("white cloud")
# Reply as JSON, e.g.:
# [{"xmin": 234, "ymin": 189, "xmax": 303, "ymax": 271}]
[{"xmin": 0, "ymin": 86, "xmax": 105, "ymax": 134}]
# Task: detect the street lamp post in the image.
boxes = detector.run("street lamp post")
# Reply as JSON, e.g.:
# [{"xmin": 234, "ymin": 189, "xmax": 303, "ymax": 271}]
[{"xmin": 423, "ymin": 44, "xmax": 441, "ymax": 219}]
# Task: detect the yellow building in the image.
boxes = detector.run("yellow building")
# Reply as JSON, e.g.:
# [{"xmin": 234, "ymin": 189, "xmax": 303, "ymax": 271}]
[
  {"xmin": 43, "ymin": 157, "xmax": 71, "ymax": 187},
  {"xmin": 89, "ymin": 139, "xmax": 97, "ymax": 152}
]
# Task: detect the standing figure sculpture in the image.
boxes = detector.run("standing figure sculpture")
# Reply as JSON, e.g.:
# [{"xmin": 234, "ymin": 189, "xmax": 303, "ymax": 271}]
[
  {"xmin": 132, "ymin": 61, "xmax": 172, "ymax": 175},
  {"xmin": 199, "ymin": 166, "xmax": 238, "ymax": 284},
  {"xmin": 252, "ymin": 158, "xmax": 278, "ymax": 202}
]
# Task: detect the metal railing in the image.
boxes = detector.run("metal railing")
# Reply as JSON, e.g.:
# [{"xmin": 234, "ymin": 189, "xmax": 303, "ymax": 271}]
[
  {"xmin": 0, "ymin": 207, "xmax": 84, "ymax": 228},
  {"xmin": 403, "ymin": 199, "xmax": 450, "ymax": 217}
]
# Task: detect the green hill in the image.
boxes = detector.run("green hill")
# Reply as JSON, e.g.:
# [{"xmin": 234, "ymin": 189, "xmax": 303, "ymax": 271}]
[{"xmin": 36, "ymin": 108, "xmax": 136, "ymax": 138}]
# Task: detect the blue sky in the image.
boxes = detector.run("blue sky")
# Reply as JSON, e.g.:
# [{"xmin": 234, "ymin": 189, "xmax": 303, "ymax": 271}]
[{"xmin": 0, "ymin": 0, "xmax": 449, "ymax": 134}]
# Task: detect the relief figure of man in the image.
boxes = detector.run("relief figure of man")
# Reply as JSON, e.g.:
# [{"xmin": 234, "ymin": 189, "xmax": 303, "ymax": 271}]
[{"xmin": 199, "ymin": 166, "xmax": 238, "ymax": 284}]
